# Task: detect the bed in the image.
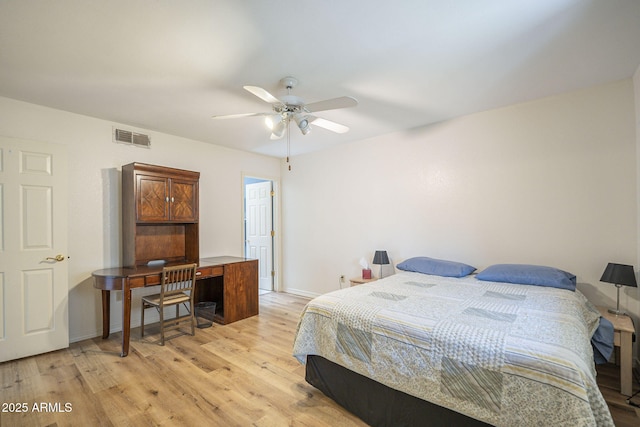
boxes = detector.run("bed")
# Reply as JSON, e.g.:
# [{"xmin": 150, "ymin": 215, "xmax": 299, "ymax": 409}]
[{"xmin": 292, "ymin": 260, "xmax": 615, "ymax": 427}]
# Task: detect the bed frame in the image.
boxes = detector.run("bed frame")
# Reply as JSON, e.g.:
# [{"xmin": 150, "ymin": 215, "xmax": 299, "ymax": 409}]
[{"xmin": 305, "ymin": 355, "xmax": 491, "ymax": 427}]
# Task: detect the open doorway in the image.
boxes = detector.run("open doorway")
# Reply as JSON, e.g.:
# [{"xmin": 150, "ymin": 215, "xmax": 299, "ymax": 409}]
[{"xmin": 243, "ymin": 176, "xmax": 275, "ymax": 292}]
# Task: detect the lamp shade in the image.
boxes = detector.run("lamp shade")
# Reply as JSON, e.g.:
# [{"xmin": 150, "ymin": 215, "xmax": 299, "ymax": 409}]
[
  {"xmin": 600, "ymin": 263, "xmax": 637, "ymax": 287},
  {"xmin": 372, "ymin": 250, "xmax": 390, "ymax": 265}
]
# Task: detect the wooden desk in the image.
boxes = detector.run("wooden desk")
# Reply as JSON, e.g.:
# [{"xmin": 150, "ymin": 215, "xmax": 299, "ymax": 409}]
[
  {"xmin": 93, "ymin": 256, "xmax": 258, "ymax": 357},
  {"xmin": 597, "ymin": 306, "xmax": 635, "ymax": 396}
]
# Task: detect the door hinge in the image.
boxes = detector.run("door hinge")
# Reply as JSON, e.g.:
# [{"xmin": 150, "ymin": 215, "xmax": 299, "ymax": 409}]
[
  {"xmin": 271, "ymin": 270, "xmax": 275, "ymax": 277},
  {"xmin": 270, "ymin": 190, "xmax": 275, "ymax": 197},
  {"xmin": 271, "ymin": 230, "xmax": 275, "ymax": 237}
]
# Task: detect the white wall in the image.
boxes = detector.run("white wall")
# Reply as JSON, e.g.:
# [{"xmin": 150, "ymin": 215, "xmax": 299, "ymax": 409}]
[
  {"xmin": 1, "ymin": 77, "xmax": 637, "ymax": 352},
  {"xmin": 281, "ymin": 79, "xmax": 639, "ymax": 330},
  {"xmin": 0, "ymin": 96, "xmax": 281, "ymax": 342}
]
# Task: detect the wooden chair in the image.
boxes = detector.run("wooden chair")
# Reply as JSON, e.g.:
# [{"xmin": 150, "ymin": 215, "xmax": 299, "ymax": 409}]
[{"xmin": 141, "ymin": 263, "xmax": 198, "ymax": 345}]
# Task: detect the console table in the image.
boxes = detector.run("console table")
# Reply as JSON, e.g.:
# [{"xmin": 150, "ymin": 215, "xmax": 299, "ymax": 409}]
[{"xmin": 93, "ymin": 256, "xmax": 258, "ymax": 357}]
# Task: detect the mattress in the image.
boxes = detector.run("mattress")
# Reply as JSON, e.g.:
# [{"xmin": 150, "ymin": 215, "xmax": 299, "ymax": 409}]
[{"xmin": 292, "ymin": 271, "xmax": 614, "ymax": 426}]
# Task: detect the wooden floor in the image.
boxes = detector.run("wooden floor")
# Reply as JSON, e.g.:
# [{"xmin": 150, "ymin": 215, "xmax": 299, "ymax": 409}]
[
  {"xmin": 596, "ymin": 362, "xmax": 640, "ymax": 426},
  {"xmin": 1, "ymin": 292, "xmax": 639, "ymax": 426}
]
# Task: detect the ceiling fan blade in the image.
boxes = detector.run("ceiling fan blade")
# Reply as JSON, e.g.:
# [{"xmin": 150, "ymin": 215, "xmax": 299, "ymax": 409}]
[
  {"xmin": 244, "ymin": 85, "xmax": 283, "ymax": 105},
  {"xmin": 211, "ymin": 112, "xmax": 270, "ymax": 119},
  {"xmin": 305, "ymin": 96, "xmax": 358, "ymax": 113},
  {"xmin": 310, "ymin": 117, "xmax": 350, "ymax": 134}
]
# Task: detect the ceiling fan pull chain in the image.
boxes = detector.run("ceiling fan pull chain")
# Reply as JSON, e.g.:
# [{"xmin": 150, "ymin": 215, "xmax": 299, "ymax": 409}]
[{"xmin": 287, "ymin": 119, "xmax": 292, "ymax": 171}]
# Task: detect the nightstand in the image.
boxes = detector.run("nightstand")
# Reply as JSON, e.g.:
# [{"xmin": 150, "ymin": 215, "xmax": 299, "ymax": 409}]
[
  {"xmin": 597, "ymin": 306, "xmax": 635, "ymax": 396},
  {"xmin": 350, "ymin": 277, "xmax": 378, "ymax": 287}
]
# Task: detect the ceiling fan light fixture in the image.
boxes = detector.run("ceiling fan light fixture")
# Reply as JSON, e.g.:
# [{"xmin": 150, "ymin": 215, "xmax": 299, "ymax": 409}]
[
  {"xmin": 270, "ymin": 119, "xmax": 286, "ymax": 139},
  {"xmin": 295, "ymin": 114, "xmax": 311, "ymax": 135},
  {"xmin": 265, "ymin": 114, "xmax": 282, "ymax": 130}
]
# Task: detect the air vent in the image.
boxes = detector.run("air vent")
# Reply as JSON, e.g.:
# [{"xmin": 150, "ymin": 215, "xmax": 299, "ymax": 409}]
[{"xmin": 113, "ymin": 128, "xmax": 151, "ymax": 148}]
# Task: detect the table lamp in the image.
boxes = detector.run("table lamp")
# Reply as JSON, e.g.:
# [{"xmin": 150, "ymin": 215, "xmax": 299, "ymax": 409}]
[
  {"xmin": 600, "ymin": 262, "xmax": 637, "ymax": 315},
  {"xmin": 372, "ymin": 250, "xmax": 390, "ymax": 279}
]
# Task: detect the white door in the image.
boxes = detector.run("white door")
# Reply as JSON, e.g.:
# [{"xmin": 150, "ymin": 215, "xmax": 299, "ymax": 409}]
[
  {"xmin": 245, "ymin": 181, "xmax": 273, "ymax": 290},
  {"xmin": 0, "ymin": 137, "xmax": 68, "ymax": 362}
]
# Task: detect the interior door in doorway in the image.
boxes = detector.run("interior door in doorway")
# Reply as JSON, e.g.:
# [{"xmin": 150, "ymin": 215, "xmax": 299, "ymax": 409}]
[
  {"xmin": 0, "ymin": 137, "xmax": 69, "ymax": 362},
  {"xmin": 245, "ymin": 180, "xmax": 273, "ymax": 291}
]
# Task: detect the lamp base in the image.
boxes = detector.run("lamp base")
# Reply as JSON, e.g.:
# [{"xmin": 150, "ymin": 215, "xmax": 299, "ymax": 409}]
[{"xmin": 609, "ymin": 285, "xmax": 626, "ymax": 316}]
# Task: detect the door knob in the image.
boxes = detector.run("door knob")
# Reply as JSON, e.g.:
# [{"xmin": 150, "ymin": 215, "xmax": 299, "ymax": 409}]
[{"xmin": 46, "ymin": 254, "xmax": 65, "ymax": 262}]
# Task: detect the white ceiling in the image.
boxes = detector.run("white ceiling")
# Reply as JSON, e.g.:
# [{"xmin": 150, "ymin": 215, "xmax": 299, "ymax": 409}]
[{"xmin": 1, "ymin": 0, "xmax": 639, "ymax": 158}]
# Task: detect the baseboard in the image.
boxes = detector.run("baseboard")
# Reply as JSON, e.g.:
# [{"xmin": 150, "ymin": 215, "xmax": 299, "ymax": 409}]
[
  {"xmin": 69, "ymin": 323, "xmax": 124, "ymax": 344},
  {"xmin": 283, "ymin": 288, "xmax": 322, "ymax": 299},
  {"xmin": 69, "ymin": 309, "xmax": 167, "ymax": 344},
  {"xmin": 70, "ymin": 331, "xmax": 102, "ymax": 343}
]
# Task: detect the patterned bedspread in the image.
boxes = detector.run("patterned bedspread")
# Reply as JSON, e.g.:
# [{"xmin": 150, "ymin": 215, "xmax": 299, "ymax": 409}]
[{"xmin": 292, "ymin": 271, "xmax": 614, "ymax": 426}]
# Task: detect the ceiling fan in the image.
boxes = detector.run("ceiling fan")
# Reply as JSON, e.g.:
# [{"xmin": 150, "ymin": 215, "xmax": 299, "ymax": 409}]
[{"xmin": 212, "ymin": 76, "xmax": 358, "ymax": 140}]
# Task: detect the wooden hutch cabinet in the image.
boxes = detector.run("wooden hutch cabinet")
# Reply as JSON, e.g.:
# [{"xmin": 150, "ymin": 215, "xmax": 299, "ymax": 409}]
[
  {"xmin": 122, "ymin": 162, "xmax": 200, "ymax": 267},
  {"xmin": 113, "ymin": 162, "xmax": 258, "ymax": 332},
  {"xmin": 135, "ymin": 172, "xmax": 198, "ymax": 222}
]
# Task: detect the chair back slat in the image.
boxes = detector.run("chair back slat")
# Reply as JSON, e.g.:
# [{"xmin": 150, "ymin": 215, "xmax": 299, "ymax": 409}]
[{"xmin": 160, "ymin": 263, "xmax": 198, "ymax": 299}]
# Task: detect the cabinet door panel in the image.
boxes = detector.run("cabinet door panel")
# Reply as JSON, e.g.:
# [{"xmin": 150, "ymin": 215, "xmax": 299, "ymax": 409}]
[
  {"xmin": 170, "ymin": 179, "xmax": 198, "ymax": 222},
  {"xmin": 136, "ymin": 175, "xmax": 169, "ymax": 221}
]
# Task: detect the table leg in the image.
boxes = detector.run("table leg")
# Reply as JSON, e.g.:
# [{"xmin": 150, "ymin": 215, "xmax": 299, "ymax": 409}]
[
  {"xmin": 101, "ymin": 290, "xmax": 110, "ymax": 339},
  {"xmin": 121, "ymin": 281, "xmax": 132, "ymax": 357},
  {"xmin": 620, "ymin": 330, "xmax": 633, "ymax": 396}
]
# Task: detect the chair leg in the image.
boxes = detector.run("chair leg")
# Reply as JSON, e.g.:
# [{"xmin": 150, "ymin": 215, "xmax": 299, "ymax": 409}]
[
  {"xmin": 159, "ymin": 306, "xmax": 165, "ymax": 346},
  {"xmin": 189, "ymin": 303, "xmax": 195, "ymax": 336},
  {"xmin": 141, "ymin": 301, "xmax": 145, "ymax": 338}
]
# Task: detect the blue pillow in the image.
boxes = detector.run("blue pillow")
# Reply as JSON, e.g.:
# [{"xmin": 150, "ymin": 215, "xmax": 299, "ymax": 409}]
[
  {"xmin": 476, "ymin": 264, "xmax": 576, "ymax": 291},
  {"xmin": 396, "ymin": 256, "xmax": 476, "ymax": 278}
]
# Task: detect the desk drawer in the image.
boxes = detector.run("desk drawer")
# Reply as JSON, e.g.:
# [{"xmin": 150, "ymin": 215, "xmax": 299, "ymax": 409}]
[
  {"xmin": 196, "ymin": 266, "xmax": 224, "ymax": 278},
  {"xmin": 144, "ymin": 274, "xmax": 162, "ymax": 286},
  {"xmin": 130, "ymin": 277, "xmax": 147, "ymax": 288}
]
